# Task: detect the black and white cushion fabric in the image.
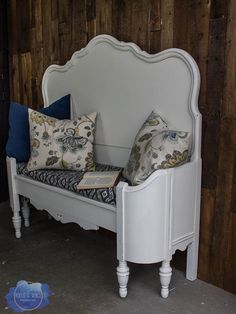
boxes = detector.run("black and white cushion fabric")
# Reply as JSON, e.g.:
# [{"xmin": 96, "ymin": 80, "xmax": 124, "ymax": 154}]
[{"xmin": 17, "ymin": 163, "xmax": 129, "ymax": 206}]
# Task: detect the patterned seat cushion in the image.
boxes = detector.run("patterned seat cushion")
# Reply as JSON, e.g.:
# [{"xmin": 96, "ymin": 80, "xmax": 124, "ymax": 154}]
[{"xmin": 17, "ymin": 163, "xmax": 129, "ymax": 206}]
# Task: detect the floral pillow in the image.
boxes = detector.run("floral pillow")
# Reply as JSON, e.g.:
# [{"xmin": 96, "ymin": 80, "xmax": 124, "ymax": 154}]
[
  {"xmin": 27, "ymin": 109, "xmax": 97, "ymax": 171},
  {"xmin": 123, "ymin": 111, "xmax": 191, "ymax": 185}
]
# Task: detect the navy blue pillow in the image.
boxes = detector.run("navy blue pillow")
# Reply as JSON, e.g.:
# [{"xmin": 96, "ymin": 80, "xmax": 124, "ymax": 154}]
[{"xmin": 6, "ymin": 95, "xmax": 71, "ymax": 162}]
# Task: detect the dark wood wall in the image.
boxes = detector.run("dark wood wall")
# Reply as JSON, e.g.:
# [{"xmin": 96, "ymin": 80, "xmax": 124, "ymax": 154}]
[
  {"xmin": 0, "ymin": 0, "xmax": 9, "ymax": 202},
  {"xmin": 6, "ymin": 0, "xmax": 236, "ymax": 293}
]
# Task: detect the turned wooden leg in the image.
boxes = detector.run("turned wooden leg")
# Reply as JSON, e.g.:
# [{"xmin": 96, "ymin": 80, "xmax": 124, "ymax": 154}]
[
  {"xmin": 117, "ymin": 261, "xmax": 129, "ymax": 298},
  {"xmin": 7, "ymin": 157, "xmax": 22, "ymax": 238},
  {"xmin": 22, "ymin": 198, "xmax": 30, "ymax": 227},
  {"xmin": 11, "ymin": 196, "xmax": 22, "ymax": 239},
  {"xmin": 159, "ymin": 260, "xmax": 172, "ymax": 298}
]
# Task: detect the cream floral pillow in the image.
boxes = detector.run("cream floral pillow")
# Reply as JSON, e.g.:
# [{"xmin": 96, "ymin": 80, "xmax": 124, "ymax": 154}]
[
  {"xmin": 27, "ymin": 109, "xmax": 97, "ymax": 171},
  {"xmin": 123, "ymin": 111, "xmax": 168, "ymax": 182},
  {"xmin": 123, "ymin": 111, "xmax": 191, "ymax": 185}
]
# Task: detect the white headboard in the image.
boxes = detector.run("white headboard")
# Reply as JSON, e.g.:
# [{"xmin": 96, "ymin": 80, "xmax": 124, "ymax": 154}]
[{"xmin": 42, "ymin": 35, "xmax": 201, "ymax": 167}]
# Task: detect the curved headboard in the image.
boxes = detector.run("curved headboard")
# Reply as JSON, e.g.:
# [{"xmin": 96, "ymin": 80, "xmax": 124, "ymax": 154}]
[{"xmin": 42, "ymin": 35, "xmax": 201, "ymax": 167}]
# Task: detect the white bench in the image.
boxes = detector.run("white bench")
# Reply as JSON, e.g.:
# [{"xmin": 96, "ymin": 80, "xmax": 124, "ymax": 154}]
[{"xmin": 7, "ymin": 35, "xmax": 202, "ymax": 298}]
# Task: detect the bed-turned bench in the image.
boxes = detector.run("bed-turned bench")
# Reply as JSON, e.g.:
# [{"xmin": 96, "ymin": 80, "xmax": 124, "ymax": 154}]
[{"xmin": 6, "ymin": 35, "xmax": 201, "ymax": 298}]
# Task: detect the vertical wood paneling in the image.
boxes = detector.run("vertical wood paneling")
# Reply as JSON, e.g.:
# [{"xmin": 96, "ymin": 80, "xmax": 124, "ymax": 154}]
[
  {"xmin": 0, "ymin": 0, "xmax": 10, "ymax": 202},
  {"xmin": 6, "ymin": 0, "xmax": 236, "ymax": 294},
  {"xmin": 86, "ymin": 0, "xmax": 96, "ymax": 41},
  {"xmin": 211, "ymin": 118, "xmax": 236, "ymax": 288},
  {"xmin": 198, "ymin": 188, "xmax": 216, "ymax": 282},
  {"xmin": 223, "ymin": 0, "xmax": 236, "ymax": 118},
  {"xmin": 96, "ymin": 0, "xmax": 112, "ymax": 35},
  {"xmin": 148, "ymin": 0, "xmax": 161, "ymax": 53},
  {"xmin": 160, "ymin": 0, "xmax": 174, "ymax": 50}
]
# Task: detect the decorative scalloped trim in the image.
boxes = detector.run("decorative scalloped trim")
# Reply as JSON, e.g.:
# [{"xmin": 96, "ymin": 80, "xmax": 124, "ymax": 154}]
[
  {"xmin": 42, "ymin": 35, "xmax": 201, "ymax": 160},
  {"xmin": 42, "ymin": 35, "xmax": 200, "ymax": 105}
]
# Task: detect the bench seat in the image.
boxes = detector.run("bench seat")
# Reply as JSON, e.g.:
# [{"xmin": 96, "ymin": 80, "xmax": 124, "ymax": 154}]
[{"xmin": 17, "ymin": 162, "xmax": 128, "ymax": 206}]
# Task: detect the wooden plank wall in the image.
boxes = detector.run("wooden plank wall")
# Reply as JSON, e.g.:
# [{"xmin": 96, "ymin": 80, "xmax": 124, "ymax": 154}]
[
  {"xmin": 0, "ymin": 0, "xmax": 10, "ymax": 202},
  {"xmin": 6, "ymin": 0, "xmax": 236, "ymax": 293}
]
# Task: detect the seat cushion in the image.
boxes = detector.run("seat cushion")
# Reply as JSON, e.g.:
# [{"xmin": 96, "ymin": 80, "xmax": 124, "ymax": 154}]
[{"xmin": 17, "ymin": 163, "xmax": 128, "ymax": 205}]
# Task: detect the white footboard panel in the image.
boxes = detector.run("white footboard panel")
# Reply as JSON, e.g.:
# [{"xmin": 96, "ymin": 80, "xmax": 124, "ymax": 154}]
[{"xmin": 117, "ymin": 170, "xmax": 172, "ymax": 264}]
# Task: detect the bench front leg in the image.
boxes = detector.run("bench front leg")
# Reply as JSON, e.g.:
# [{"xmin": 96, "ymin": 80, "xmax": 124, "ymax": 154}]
[
  {"xmin": 117, "ymin": 260, "xmax": 129, "ymax": 298},
  {"xmin": 159, "ymin": 260, "xmax": 172, "ymax": 298}
]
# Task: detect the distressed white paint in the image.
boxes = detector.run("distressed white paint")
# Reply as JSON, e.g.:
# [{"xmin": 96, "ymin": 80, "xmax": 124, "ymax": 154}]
[{"xmin": 7, "ymin": 35, "xmax": 201, "ymax": 298}]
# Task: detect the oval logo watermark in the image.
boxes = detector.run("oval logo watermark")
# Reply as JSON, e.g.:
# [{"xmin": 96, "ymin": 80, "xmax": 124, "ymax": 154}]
[{"xmin": 6, "ymin": 280, "xmax": 51, "ymax": 312}]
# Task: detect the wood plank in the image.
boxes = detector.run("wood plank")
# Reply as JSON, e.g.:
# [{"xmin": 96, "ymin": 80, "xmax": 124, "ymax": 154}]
[
  {"xmin": 202, "ymin": 14, "xmax": 228, "ymax": 190},
  {"xmin": 35, "ymin": 0, "xmax": 43, "ymax": 45},
  {"xmin": 231, "ymin": 149, "xmax": 236, "ymax": 213},
  {"xmin": 210, "ymin": 118, "xmax": 236, "ymax": 287},
  {"xmin": 173, "ymin": 0, "xmax": 196, "ymax": 55},
  {"xmin": 193, "ymin": 0, "xmax": 210, "ymax": 115},
  {"xmin": 113, "ymin": 0, "xmax": 151, "ymax": 50},
  {"xmin": 29, "ymin": 0, "xmax": 36, "ymax": 28},
  {"xmin": 96, "ymin": 0, "xmax": 112, "ymax": 35},
  {"xmin": 42, "ymin": 0, "xmax": 52, "ymax": 68},
  {"xmin": 112, "ymin": 0, "xmax": 130, "ymax": 41},
  {"xmin": 72, "ymin": 0, "xmax": 87, "ymax": 50},
  {"xmin": 201, "ymin": 117, "xmax": 220, "ymax": 190},
  {"xmin": 16, "ymin": 0, "xmax": 30, "ymax": 53},
  {"xmin": 223, "ymin": 0, "xmax": 236, "ymax": 118},
  {"xmin": 21, "ymin": 52, "xmax": 32, "ymax": 106},
  {"xmin": 130, "ymin": 0, "xmax": 150, "ymax": 50},
  {"xmin": 223, "ymin": 212, "xmax": 236, "ymax": 293},
  {"xmin": 86, "ymin": 0, "xmax": 96, "ymax": 41},
  {"xmin": 160, "ymin": 0, "xmax": 174, "ymax": 50},
  {"xmin": 148, "ymin": 0, "xmax": 161, "ymax": 53},
  {"xmin": 32, "ymin": 47, "xmax": 44, "ymax": 107},
  {"xmin": 51, "ymin": 0, "xmax": 59, "ymax": 20},
  {"xmin": 198, "ymin": 188, "xmax": 215, "ymax": 281},
  {"xmin": 11, "ymin": 54, "xmax": 21, "ymax": 102},
  {"xmin": 7, "ymin": 0, "xmax": 18, "ymax": 54},
  {"xmin": 58, "ymin": 0, "xmax": 72, "ymax": 63}
]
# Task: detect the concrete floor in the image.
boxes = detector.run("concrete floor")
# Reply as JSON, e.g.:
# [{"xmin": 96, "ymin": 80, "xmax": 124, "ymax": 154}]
[{"xmin": 0, "ymin": 201, "xmax": 235, "ymax": 314}]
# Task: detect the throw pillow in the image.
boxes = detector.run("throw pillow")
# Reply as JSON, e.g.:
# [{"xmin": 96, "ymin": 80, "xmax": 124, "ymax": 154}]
[
  {"xmin": 6, "ymin": 95, "xmax": 71, "ymax": 162},
  {"xmin": 123, "ymin": 110, "xmax": 168, "ymax": 182},
  {"xmin": 27, "ymin": 109, "xmax": 97, "ymax": 171},
  {"xmin": 123, "ymin": 111, "xmax": 191, "ymax": 185}
]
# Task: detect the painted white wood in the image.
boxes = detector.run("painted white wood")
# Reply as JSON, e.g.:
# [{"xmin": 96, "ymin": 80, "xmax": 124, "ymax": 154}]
[
  {"xmin": 186, "ymin": 159, "xmax": 202, "ymax": 280},
  {"xmin": 22, "ymin": 198, "xmax": 30, "ymax": 227},
  {"xmin": 42, "ymin": 35, "xmax": 201, "ymax": 166},
  {"xmin": 159, "ymin": 261, "xmax": 172, "ymax": 298},
  {"xmin": 6, "ymin": 35, "xmax": 201, "ymax": 298},
  {"xmin": 117, "ymin": 261, "xmax": 129, "ymax": 298},
  {"xmin": 6, "ymin": 157, "xmax": 22, "ymax": 239},
  {"xmin": 32, "ymin": 200, "xmax": 99, "ymax": 231},
  {"xmin": 116, "ymin": 170, "xmax": 171, "ymax": 264},
  {"xmin": 15, "ymin": 175, "xmax": 116, "ymax": 232}
]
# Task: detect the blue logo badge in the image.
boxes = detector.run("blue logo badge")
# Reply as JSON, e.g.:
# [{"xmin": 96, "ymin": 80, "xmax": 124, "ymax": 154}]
[{"xmin": 6, "ymin": 280, "xmax": 51, "ymax": 312}]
